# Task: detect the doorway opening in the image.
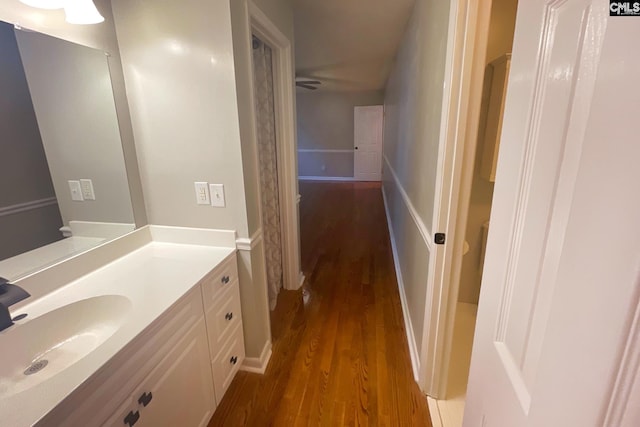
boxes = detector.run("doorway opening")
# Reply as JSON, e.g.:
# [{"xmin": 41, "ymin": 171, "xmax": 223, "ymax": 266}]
[
  {"xmin": 251, "ymin": 34, "xmax": 285, "ymax": 311},
  {"xmin": 428, "ymin": 0, "xmax": 519, "ymax": 425}
]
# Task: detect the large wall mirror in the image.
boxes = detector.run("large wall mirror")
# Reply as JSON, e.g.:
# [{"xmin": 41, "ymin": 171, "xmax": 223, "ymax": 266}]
[{"xmin": 0, "ymin": 21, "xmax": 136, "ymax": 280}]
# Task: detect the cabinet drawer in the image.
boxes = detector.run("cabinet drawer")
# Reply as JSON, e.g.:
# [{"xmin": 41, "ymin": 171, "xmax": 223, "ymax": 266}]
[
  {"xmin": 201, "ymin": 254, "xmax": 238, "ymax": 306},
  {"xmin": 211, "ymin": 324, "xmax": 245, "ymax": 402},
  {"xmin": 205, "ymin": 284, "xmax": 242, "ymax": 353}
]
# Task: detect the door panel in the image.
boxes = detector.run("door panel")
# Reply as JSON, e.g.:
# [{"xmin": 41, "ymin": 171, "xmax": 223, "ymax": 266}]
[
  {"xmin": 354, "ymin": 105, "xmax": 383, "ymax": 181},
  {"xmin": 136, "ymin": 320, "xmax": 215, "ymax": 427},
  {"xmin": 465, "ymin": 0, "xmax": 640, "ymax": 425},
  {"xmin": 494, "ymin": 0, "xmax": 595, "ymax": 400}
]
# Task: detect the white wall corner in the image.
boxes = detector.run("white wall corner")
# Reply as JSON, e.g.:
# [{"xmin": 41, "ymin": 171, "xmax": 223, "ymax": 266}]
[
  {"xmin": 381, "ymin": 186, "xmax": 421, "ymax": 383},
  {"xmin": 235, "ymin": 227, "xmax": 264, "ymax": 251},
  {"xmin": 240, "ymin": 339, "xmax": 273, "ymax": 374}
]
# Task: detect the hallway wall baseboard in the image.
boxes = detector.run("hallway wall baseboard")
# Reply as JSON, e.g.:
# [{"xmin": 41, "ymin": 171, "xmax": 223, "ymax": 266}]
[
  {"xmin": 381, "ymin": 187, "xmax": 421, "ymax": 383},
  {"xmin": 240, "ymin": 339, "xmax": 272, "ymax": 374},
  {"xmin": 298, "ymin": 176, "xmax": 358, "ymax": 182},
  {"xmin": 427, "ymin": 397, "xmax": 444, "ymax": 427}
]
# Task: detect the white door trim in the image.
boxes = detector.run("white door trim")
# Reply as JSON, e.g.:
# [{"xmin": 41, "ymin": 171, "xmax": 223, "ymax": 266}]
[
  {"xmin": 249, "ymin": 2, "xmax": 304, "ymax": 291},
  {"xmin": 419, "ymin": 0, "xmax": 493, "ymax": 397}
]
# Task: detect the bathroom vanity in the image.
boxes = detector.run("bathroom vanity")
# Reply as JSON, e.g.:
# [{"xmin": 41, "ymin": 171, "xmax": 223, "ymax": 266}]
[{"xmin": 0, "ymin": 226, "xmax": 245, "ymax": 427}]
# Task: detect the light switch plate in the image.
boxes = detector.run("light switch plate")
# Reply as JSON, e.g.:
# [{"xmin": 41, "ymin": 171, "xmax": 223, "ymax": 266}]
[
  {"xmin": 80, "ymin": 179, "xmax": 95, "ymax": 200},
  {"xmin": 209, "ymin": 184, "xmax": 225, "ymax": 207},
  {"xmin": 194, "ymin": 182, "xmax": 210, "ymax": 205},
  {"xmin": 68, "ymin": 180, "xmax": 84, "ymax": 201}
]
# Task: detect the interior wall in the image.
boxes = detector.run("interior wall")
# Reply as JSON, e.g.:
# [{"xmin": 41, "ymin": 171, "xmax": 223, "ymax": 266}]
[
  {"xmin": 16, "ymin": 29, "xmax": 134, "ymax": 226},
  {"xmin": 296, "ymin": 90, "xmax": 384, "ymax": 178},
  {"xmin": 458, "ymin": 0, "xmax": 518, "ymax": 304},
  {"xmin": 229, "ymin": 0, "xmax": 296, "ymax": 357},
  {"xmin": 0, "ymin": 22, "xmax": 62, "ymax": 260},
  {"xmin": 113, "ymin": 0, "xmax": 295, "ymax": 362},
  {"xmin": 112, "ymin": 0, "xmax": 249, "ymax": 235},
  {"xmin": 382, "ymin": 0, "xmax": 451, "ymax": 357},
  {"xmin": 229, "ymin": 0, "xmax": 296, "ymax": 237}
]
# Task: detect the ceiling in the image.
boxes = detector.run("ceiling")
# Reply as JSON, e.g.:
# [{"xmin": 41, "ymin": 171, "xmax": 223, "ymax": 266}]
[{"xmin": 293, "ymin": 0, "xmax": 416, "ymax": 92}]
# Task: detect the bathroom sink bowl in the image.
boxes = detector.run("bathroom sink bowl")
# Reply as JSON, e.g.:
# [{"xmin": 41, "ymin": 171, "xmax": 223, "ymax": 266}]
[{"xmin": 0, "ymin": 295, "xmax": 132, "ymax": 398}]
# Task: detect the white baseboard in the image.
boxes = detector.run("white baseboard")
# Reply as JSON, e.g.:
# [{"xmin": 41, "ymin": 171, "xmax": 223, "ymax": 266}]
[
  {"xmin": 381, "ymin": 186, "xmax": 421, "ymax": 383},
  {"xmin": 240, "ymin": 339, "xmax": 272, "ymax": 374},
  {"xmin": 298, "ymin": 176, "xmax": 357, "ymax": 182},
  {"xmin": 298, "ymin": 271, "xmax": 306, "ymax": 288},
  {"xmin": 427, "ymin": 397, "xmax": 444, "ymax": 427}
]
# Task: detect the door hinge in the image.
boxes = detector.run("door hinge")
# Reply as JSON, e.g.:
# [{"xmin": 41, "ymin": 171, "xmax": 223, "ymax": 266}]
[{"xmin": 434, "ymin": 233, "xmax": 446, "ymax": 245}]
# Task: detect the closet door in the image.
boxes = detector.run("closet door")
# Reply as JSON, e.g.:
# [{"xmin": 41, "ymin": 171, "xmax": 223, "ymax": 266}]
[{"xmin": 354, "ymin": 105, "xmax": 383, "ymax": 182}]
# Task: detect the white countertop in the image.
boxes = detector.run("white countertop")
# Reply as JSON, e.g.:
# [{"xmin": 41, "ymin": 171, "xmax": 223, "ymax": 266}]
[{"xmin": 0, "ymin": 239, "xmax": 235, "ymax": 427}]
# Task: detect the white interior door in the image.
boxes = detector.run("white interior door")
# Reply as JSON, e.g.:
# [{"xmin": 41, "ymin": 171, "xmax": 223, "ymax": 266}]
[
  {"xmin": 465, "ymin": 2, "xmax": 640, "ymax": 426},
  {"xmin": 354, "ymin": 105, "xmax": 383, "ymax": 181}
]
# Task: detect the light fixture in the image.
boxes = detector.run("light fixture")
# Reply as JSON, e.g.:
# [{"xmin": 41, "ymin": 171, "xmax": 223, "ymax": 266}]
[
  {"xmin": 19, "ymin": 0, "xmax": 66, "ymax": 9},
  {"xmin": 19, "ymin": 0, "xmax": 104, "ymax": 25},
  {"xmin": 64, "ymin": 0, "xmax": 104, "ymax": 25}
]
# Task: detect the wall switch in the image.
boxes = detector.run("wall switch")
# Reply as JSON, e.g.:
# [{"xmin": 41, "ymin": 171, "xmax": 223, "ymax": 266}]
[
  {"xmin": 194, "ymin": 182, "xmax": 210, "ymax": 205},
  {"xmin": 209, "ymin": 184, "xmax": 225, "ymax": 207},
  {"xmin": 80, "ymin": 179, "xmax": 95, "ymax": 200},
  {"xmin": 68, "ymin": 180, "xmax": 84, "ymax": 201}
]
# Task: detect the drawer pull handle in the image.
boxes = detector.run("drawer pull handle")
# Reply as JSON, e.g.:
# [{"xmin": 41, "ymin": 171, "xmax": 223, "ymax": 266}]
[
  {"xmin": 124, "ymin": 410, "xmax": 140, "ymax": 427},
  {"xmin": 230, "ymin": 356, "xmax": 238, "ymax": 365},
  {"xmin": 225, "ymin": 312, "xmax": 233, "ymax": 321},
  {"xmin": 138, "ymin": 391, "xmax": 153, "ymax": 407},
  {"xmin": 221, "ymin": 275, "xmax": 230, "ymax": 284}
]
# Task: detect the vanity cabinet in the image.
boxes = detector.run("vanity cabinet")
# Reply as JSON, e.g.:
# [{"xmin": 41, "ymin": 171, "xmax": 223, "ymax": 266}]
[
  {"xmin": 102, "ymin": 320, "xmax": 214, "ymax": 427},
  {"xmin": 41, "ymin": 252, "xmax": 244, "ymax": 427},
  {"xmin": 200, "ymin": 254, "xmax": 245, "ymax": 402}
]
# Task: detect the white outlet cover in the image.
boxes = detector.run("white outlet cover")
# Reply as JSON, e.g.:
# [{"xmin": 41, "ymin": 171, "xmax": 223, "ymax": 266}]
[
  {"xmin": 209, "ymin": 184, "xmax": 225, "ymax": 207},
  {"xmin": 194, "ymin": 182, "xmax": 210, "ymax": 205},
  {"xmin": 68, "ymin": 180, "xmax": 84, "ymax": 201},
  {"xmin": 79, "ymin": 179, "xmax": 95, "ymax": 200}
]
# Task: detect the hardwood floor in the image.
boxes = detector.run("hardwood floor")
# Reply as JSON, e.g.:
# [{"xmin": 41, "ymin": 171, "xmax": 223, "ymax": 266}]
[{"xmin": 209, "ymin": 181, "xmax": 432, "ymax": 426}]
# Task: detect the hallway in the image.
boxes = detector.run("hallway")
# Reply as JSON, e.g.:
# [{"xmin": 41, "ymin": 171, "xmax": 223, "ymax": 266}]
[{"xmin": 210, "ymin": 181, "xmax": 431, "ymax": 426}]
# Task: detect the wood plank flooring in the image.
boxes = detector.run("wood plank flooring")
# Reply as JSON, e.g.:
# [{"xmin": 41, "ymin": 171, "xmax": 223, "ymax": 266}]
[{"xmin": 209, "ymin": 181, "xmax": 431, "ymax": 426}]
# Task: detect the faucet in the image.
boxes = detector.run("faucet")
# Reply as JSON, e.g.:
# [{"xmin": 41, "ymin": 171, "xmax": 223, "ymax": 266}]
[{"xmin": 0, "ymin": 277, "xmax": 30, "ymax": 332}]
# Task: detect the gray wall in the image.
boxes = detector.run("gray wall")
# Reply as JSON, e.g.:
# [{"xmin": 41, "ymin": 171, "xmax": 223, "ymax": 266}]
[
  {"xmin": 297, "ymin": 90, "xmax": 384, "ymax": 177},
  {"xmin": 382, "ymin": 0, "xmax": 451, "ymax": 355},
  {"xmin": 112, "ymin": 0, "xmax": 295, "ymax": 361},
  {"xmin": 0, "ymin": 22, "xmax": 62, "ymax": 260},
  {"xmin": 229, "ymin": 0, "xmax": 296, "ymax": 359}
]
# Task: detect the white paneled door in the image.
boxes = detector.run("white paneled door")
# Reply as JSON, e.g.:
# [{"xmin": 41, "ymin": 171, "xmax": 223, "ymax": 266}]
[
  {"xmin": 465, "ymin": 1, "xmax": 640, "ymax": 426},
  {"xmin": 354, "ymin": 105, "xmax": 383, "ymax": 181}
]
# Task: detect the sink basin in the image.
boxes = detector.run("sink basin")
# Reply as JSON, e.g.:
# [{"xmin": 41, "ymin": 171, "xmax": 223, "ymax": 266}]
[{"xmin": 0, "ymin": 295, "xmax": 132, "ymax": 398}]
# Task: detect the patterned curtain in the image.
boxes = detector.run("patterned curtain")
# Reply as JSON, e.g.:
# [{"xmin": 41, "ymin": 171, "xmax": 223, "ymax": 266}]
[{"xmin": 252, "ymin": 36, "xmax": 283, "ymax": 311}]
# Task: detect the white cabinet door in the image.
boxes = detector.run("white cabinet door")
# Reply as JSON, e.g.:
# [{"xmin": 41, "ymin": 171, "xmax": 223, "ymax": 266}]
[
  {"xmin": 135, "ymin": 320, "xmax": 215, "ymax": 427},
  {"xmin": 354, "ymin": 105, "xmax": 383, "ymax": 181},
  {"xmin": 465, "ymin": 1, "xmax": 640, "ymax": 426}
]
